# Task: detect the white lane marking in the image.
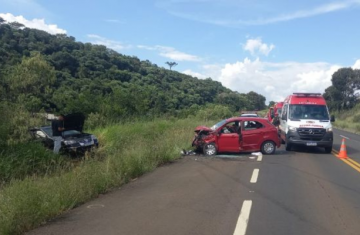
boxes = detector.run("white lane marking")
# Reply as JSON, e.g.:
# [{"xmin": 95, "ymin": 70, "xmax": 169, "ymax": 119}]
[
  {"xmin": 340, "ymin": 135, "xmax": 350, "ymax": 140},
  {"xmin": 250, "ymin": 169, "xmax": 259, "ymax": 183},
  {"xmin": 257, "ymin": 155, "xmax": 262, "ymax": 162},
  {"xmin": 233, "ymin": 200, "xmax": 252, "ymax": 235}
]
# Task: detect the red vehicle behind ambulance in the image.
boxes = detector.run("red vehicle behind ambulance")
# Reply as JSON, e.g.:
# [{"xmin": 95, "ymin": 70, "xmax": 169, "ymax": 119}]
[
  {"xmin": 267, "ymin": 102, "xmax": 284, "ymax": 125},
  {"xmin": 279, "ymin": 93, "xmax": 335, "ymax": 153}
]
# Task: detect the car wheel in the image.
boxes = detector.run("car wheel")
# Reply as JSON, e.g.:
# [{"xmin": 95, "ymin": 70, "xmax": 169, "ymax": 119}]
[
  {"xmin": 203, "ymin": 143, "xmax": 217, "ymax": 156},
  {"xmin": 285, "ymin": 135, "xmax": 292, "ymax": 151},
  {"xmin": 261, "ymin": 141, "xmax": 276, "ymax": 155},
  {"xmin": 285, "ymin": 141, "xmax": 292, "ymax": 151},
  {"xmin": 325, "ymin": 146, "xmax": 332, "ymax": 153}
]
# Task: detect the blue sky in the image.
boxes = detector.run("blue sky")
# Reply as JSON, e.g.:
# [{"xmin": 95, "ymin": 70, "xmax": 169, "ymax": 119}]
[{"xmin": 1, "ymin": 0, "xmax": 360, "ymax": 102}]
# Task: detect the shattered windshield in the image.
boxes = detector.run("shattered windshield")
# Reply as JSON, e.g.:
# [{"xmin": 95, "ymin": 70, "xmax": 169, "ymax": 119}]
[
  {"xmin": 289, "ymin": 105, "xmax": 329, "ymax": 120},
  {"xmin": 211, "ymin": 119, "xmax": 227, "ymax": 130}
]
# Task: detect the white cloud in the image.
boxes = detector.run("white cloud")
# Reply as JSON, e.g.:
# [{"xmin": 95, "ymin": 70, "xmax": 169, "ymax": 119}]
[
  {"xmin": 243, "ymin": 38, "xmax": 275, "ymax": 56},
  {"xmin": 353, "ymin": 59, "xmax": 360, "ymax": 69},
  {"xmin": 87, "ymin": 34, "xmax": 130, "ymax": 51},
  {"xmin": 182, "ymin": 69, "xmax": 207, "ymax": 78},
  {"xmin": 165, "ymin": 0, "xmax": 360, "ymax": 26},
  {"xmin": 194, "ymin": 58, "xmax": 341, "ymax": 103},
  {"xmin": 138, "ymin": 45, "xmax": 201, "ymax": 62},
  {"xmin": 242, "ymin": 1, "xmax": 355, "ymax": 25},
  {"xmin": 0, "ymin": 13, "xmax": 66, "ymax": 34}
]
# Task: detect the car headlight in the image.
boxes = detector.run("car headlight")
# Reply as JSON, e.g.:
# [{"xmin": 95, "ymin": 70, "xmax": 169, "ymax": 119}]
[
  {"xmin": 288, "ymin": 126, "xmax": 297, "ymax": 131},
  {"xmin": 91, "ymin": 135, "xmax": 98, "ymax": 144},
  {"xmin": 326, "ymin": 127, "xmax": 333, "ymax": 132},
  {"xmin": 64, "ymin": 140, "xmax": 77, "ymax": 145}
]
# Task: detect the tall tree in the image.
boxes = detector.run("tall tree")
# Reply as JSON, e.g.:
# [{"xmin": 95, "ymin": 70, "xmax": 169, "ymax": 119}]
[
  {"xmin": 6, "ymin": 53, "xmax": 56, "ymax": 111},
  {"xmin": 246, "ymin": 91, "xmax": 266, "ymax": 110},
  {"xmin": 268, "ymin": 101, "xmax": 275, "ymax": 108},
  {"xmin": 165, "ymin": 61, "xmax": 178, "ymax": 70},
  {"xmin": 332, "ymin": 68, "xmax": 359, "ymax": 109}
]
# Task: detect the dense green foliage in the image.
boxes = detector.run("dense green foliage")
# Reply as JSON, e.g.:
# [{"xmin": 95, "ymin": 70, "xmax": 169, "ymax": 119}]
[
  {"xmin": 0, "ymin": 21, "xmax": 266, "ymax": 120},
  {"xmin": 324, "ymin": 67, "xmax": 360, "ymax": 111},
  {"xmin": 0, "ymin": 20, "xmax": 266, "ymax": 145}
]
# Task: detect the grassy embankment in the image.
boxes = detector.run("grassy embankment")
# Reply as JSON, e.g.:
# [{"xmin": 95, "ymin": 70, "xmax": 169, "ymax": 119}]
[
  {"xmin": 332, "ymin": 104, "xmax": 360, "ymax": 133},
  {"xmin": 0, "ymin": 118, "xmax": 215, "ymax": 235}
]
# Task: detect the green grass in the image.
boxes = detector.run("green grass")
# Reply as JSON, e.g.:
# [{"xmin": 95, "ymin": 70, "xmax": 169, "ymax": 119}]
[
  {"xmin": 332, "ymin": 104, "xmax": 360, "ymax": 133},
  {"xmin": 0, "ymin": 118, "xmax": 215, "ymax": 235},
  {"xmin": 0, "ymin": 143, "xmax": 71, "ymax": 185}
]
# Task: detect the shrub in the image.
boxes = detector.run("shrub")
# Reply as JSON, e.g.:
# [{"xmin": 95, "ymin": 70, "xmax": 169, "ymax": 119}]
[
  {"xmin": 0, "ymin": 143, "xmax": 71, "ymax": 184},
  {"xmin": 353, "ymin": 114, "xmax": 360, "ymax": 123},
  {"xmin": 196, "ymin": 104, "xmax": 233, "ymax": 121},
  {"xmin": 355, "ymin": 125, "xmax": 360, "ymax": 133},
  {"xmin": 5, "ymin": 105, "xmax": 47, "ymax": 145},
  {"xmin": 85, "ymin": 112, "xmax": 108, "ymax": 130}
]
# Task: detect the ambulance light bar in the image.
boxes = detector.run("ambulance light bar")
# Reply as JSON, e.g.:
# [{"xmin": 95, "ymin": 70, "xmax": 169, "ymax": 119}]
[{"xmin": 293, "ymin": 93, "xmax": 321, "ymax": 97}]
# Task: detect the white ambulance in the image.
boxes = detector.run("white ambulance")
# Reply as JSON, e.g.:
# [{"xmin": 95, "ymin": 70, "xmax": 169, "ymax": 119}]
[{"xmin": 279, "ymin": 93, "xmax": 335, "ymax": 153}]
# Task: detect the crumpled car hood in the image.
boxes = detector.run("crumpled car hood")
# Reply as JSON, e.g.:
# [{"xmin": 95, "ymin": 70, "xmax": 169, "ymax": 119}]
[{"xmin": 194, "ymin": 125, "xmax": 213, "ymax": 133}]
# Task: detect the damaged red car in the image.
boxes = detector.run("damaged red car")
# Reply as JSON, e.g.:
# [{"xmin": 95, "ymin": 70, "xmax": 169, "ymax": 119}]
[{"xmin": 192, "ymin": 117, "xmax": 281, "ymax": 156}]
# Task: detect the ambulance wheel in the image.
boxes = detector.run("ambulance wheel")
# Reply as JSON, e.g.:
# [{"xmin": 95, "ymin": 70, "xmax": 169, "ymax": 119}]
[{"xmin": 325, "ymin": 146, "xmax": 332, "ymax": 153}]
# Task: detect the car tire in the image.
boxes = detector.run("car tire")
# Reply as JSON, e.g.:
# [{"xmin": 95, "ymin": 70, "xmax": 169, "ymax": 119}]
[
  {"xmin": 324, "ymin": 146, "xmax": 332, "ymax": 153},
  {"xmin": 203, "ymin": 143, "xmax": 217, "ymax": 156},
  {"xmin": 261, "ymin": 141, "xmax": 276, "ymax": 155},
  {"xmin": 285, "ymin": 136, "xmax": 292, "ymax": 151}
]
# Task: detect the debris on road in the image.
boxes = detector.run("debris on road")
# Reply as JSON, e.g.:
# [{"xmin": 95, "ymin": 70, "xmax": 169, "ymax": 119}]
[
  {"xmin": 251, "ymin": 152, "xmax": 262, "ymax": 156},
  {"xmin": 181, "ymin": 149, "xmax": 197, "ymax": 156}
]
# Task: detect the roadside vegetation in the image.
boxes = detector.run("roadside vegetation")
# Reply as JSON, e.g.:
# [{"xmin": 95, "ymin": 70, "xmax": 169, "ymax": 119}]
[
  {"xmin": 332, "ymin": 104, "xmax": 360, "ymax": 133},
  {"xmin": 0, "ymin": 105, "xmax": 231, "ymax": 235}
]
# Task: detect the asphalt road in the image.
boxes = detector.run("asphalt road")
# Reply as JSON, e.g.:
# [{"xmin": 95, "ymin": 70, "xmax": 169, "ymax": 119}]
[{"xmin": 28, "ymin": 128, "xmax": 360, "ymax": 235}]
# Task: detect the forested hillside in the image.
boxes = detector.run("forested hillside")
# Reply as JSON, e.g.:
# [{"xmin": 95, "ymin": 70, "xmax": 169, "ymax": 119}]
[{"xmin": 0, "ymin": 19, "xmax": 266, "ymax": 123}]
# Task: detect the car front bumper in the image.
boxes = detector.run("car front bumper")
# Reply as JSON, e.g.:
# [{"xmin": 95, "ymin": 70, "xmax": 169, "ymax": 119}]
[
  {"xmin": 287, "ymin": 130, "xmax": 333, "ymax": 147},
  {"xmin": 63, "ymin": 142, "xmax": 98, "ymax": 153}
]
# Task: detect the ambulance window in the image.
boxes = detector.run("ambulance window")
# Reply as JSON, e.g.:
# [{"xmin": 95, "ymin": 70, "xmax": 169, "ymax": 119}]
[{"xmin": 282, "ymin": 105, "xmax": 288, "ymax": 120}]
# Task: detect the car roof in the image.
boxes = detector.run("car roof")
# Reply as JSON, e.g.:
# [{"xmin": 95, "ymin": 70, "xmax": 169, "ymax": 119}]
[
  {"xmin": 241, "ymin": 113, "xmax": 258, "ymax": 116},
  {"xmin": 226, "ymin": 117, "xmax": 267, "ymax": 122}
]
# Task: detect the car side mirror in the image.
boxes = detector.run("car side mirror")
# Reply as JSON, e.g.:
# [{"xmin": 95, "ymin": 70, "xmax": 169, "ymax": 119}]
[{"xmin": 331, "ymin": 115, "xmax": 335, "ymax": 122}]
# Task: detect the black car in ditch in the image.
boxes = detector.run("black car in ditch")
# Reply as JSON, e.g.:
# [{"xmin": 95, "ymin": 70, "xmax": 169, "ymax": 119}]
[{"xmin": 30, "ymin": 113, "xmax": 98, "ymax": 154}]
